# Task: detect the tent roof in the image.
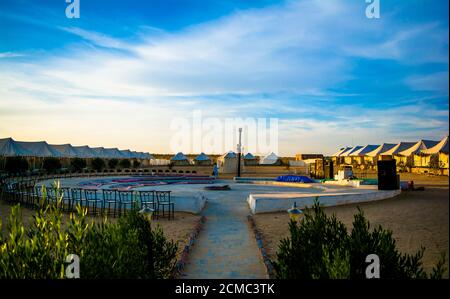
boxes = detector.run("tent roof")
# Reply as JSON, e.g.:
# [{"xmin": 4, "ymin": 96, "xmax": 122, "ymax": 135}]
[
  {"xmin": 0, "ymin": 138, "xmax": 32, "ymax": 157},
  {"xmin": 90, "ymin": 147, "xmax": 107, "ymax": 158},
  {"xmin": 243, "ymin": 153, "xmax": 256, "ymax": 160},
  {"xmin": 194, "ymin": 152, "xmax": 211, "ymax": 161},
  {"xmin": 171, "ymin": 152, "xmax": 188, "ymax": 161},
  {"xmin": 366, "ymin": 143, "xmax": 397, "ymax": 157},
  {"xmin": 331, "ymin": 147, "xmax": 352, "ymax": 157},
  {"xmin": 379, "ymin": 142, "xmax": 416, "ymax": 156},
  {"xmin": 340, "ymin": 146, "xmax": 363, "ymax": 157},
  {"xmin": 221, "ymin": 151, "xmax": 237, "ymax": 158},
  {"xmin": 260, "ymin": 152, "xmax": 280, "ymax": 165},
  {"xmin": 421, "ymin": 136, "xmax": 449, "ymax": 155},
  {"xmin": 103, "ymin": 148, "xmax": 123, "ymax": 159},
  {"xmin": 16, "ymin": 141, "xmax": 63, "ymax": 157},
  {"xmin": 349, "ymin": 145, "xmax": 379, "ymax": 156},
  {"xmin": 72, "ymin": 146, "xmax": 96, "ymax": 158},
  {"xmin": 119, "ymin": 150, "xmax": 133, "ymax": 159},
  {"xmin": 50, "ymin": 144, "xmax": 79, "ymax": 157}
]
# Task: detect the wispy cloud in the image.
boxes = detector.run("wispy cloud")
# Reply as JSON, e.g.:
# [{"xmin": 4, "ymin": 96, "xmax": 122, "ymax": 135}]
[
  {"xmin": 0, "ymin": 52, "xmax": 24, "ymax": 58},
  {"xmin": 0, "ymin": 0, "xmax": 448, "ymax": 154}
]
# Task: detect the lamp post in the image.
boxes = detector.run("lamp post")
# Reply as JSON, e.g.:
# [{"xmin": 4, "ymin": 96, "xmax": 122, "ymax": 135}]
[
  {"xmin": 139, "ymin": 205, "xmax": 155, "ymax": 222},
  {"xmin": 237, "ymin": 127, "xmax": 242, "ymax": 177},
  {"xmin": 287, "ymin": 202, "xmax": 303, "ymax": 222}
]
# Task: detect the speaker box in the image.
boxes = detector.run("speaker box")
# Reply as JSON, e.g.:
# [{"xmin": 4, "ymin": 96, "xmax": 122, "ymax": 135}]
[{"xmin": 377, "ymin": 160, "xmax": 398, "ymax": 190}]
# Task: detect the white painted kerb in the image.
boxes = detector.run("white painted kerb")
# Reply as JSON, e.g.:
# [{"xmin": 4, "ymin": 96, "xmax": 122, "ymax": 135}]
[{"xmin": 247, "ymin": 189, "xmax": 401, "ymax": 214}]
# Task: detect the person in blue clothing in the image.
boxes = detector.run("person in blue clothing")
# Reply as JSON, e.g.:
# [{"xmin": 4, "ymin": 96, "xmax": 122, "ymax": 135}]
[{"xmin": 212, "ymin": 163, "xmax": 219, "ymax": 178}]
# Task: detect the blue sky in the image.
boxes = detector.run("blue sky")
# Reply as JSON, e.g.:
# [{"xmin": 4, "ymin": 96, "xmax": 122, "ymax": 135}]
[{"xmin": 0, "ymin": 0, "xmax": 448, "ymax": 155}]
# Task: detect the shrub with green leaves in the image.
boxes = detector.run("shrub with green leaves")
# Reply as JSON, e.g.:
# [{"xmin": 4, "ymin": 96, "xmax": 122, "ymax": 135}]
[
  {"xmin": 273, "ymin": 200, "xmax": 447, "ymax": 279},
  {"xmin": 70, "ymin": 158, "xmax": 86, "ymax": 173},
  {"xmin": 42, "ymin": 157, "xmax": 62, "ymax": 174},
  {"xmin": 0, "ymin": 183, "xmax": 178, "ymax": 279},
  {"xmin": 91, "ymin": 158, "xmax": 105, "ymax": 172}
]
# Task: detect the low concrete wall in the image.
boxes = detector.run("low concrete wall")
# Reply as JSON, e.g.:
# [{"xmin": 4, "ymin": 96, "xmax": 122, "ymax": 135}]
[
  {"xmin": 172, "ymin": 194, "xmax": 207, "ymax": 214},
  {"xmin": 247, "ymin": 189, "xmax": 401, "ymax": 214}
]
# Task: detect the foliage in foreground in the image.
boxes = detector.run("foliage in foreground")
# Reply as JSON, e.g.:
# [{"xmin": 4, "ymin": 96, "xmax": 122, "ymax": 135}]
[
  {"xmin": 0, "ymin": 184, "xmax": 178, "ymax": 279},
  {"xmin": 273, "ymin": 200, "xmax": 447, "ymax": 279}
]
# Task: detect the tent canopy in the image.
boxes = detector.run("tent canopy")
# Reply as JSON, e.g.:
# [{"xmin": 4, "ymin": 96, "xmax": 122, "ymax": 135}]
[
  {"xmin": 0, "ymin": 138, "xmax": 32, "ymax": 157},
  {"xmin": 50, "ymin": 144, "xmax": 79, "ymax": 157},
  {"xmin": 421, "ymin": 136, "xmax": 449, "ymax": 155},
  {"xmin": 340, "ymin": 146, "xmax": 363, "ymax": 157},
  {"xmin": 221, "ymin": 151, "xmax": 237, "ymax": 159},
  {"xmin": 349, "ymin": 145, "xmax": 379, "ymax": 156},
  {"xmin": 194, "ymin": 152, "xmax": 211, "ymax": 161},
  {"xmin": 260, "ymin": 152, "xmax": 280, "ymax": 165},
  {"xmin": 243, "ymin": 153, "xmax": 256, "ymax": 160},
  {"xmin": 16, "ymin": 141, "xmax": 63, "ymax": 157},
  {"xmin": 332, "ymin": 147, "xmax": 352, "ymax": 157},
  {"xmin": 366, "ymin": 143, "xmax": 396, "ymax": 157},
  {"xmin": 171, "ymin": 152, "xmax": 188, "ymax": 161},
  {"xmin": 379, "ymin": 142, "xmax": 416, "ymax": 156}
]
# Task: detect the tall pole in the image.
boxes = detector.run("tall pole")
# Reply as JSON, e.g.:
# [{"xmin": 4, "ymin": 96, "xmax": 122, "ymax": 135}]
[{"xmin": 237, "ymin": 128, "xmax": 242, "ymax": 177}]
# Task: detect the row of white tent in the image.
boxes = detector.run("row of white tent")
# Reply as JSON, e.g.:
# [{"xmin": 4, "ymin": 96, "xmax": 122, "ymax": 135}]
[
  {"xmin": 0, "ymin": 138, "xmax": 154, "ymax": 160},
  {"xmin": 171, "ymin": 151, "xmax": 280, "ymax": 164},
  {"xmin": 332, "ymin": 136, "xmax": 449, "ymax": 158}
]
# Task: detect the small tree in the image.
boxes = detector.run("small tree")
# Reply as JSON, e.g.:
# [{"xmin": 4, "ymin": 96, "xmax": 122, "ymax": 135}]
[
  {"xmin": 4, "ymin": 157, "xmax": 29, "ymax": 174},
  {"xmin": 108, "ymin": 158, "xmax": 119, "ymax": 170},
  {"xmin": 91, "ymin": 158, "xmax": 105, "ymax": 172},
  {"xmin": 429, "ymin": 154, "xmax": 443, "ymax": 174},
  {"xmin": 132, "ymin": 159, "xmax": 141, "ymax": 169},
  {"xmin": 119, "ymin": 159, "xmax": 131, "ymax": 169},
  {"xmin": 70, "ymin": 158, "xmax": 86, "ymax": 173},
  {"xmin": 42, "ymin": 157, "xmax": 62, "ymax": 174}
]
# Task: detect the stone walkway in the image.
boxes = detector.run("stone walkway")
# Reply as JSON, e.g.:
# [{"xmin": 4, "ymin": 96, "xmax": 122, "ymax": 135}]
[{"xmin": 181, "ymin": 186, "xmax": 268, "ymax": 279}]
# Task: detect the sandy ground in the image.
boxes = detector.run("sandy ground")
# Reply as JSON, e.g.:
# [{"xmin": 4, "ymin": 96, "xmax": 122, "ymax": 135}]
[
  {"xmin": 253, "ymin": 175, "xmax": 449, "ymax": 277},
  {"xmin": 0, "ymin": 200, "xmax": 200, "ymax": 260}
]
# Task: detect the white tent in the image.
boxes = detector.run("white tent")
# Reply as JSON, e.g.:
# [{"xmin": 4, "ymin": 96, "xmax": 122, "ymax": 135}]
[
  {"xmin": 421, "ymin": 136, "xmax": 449, "ymax": 155},
  {"xmin": 194, "ymin": 152, "xmax": 211, "ymax": 161},
  {"xmin": 366, "ymin": 143, "xmax": 397, "ymax": 157},
  {"xmin": 16, "ymin": 141, "xmax": 63, "ymax": 157},
  {"xmin": 349, "ymin": 145, "xmax": 380, "ymax": 156},
  {"xmin": 119, "ymin": 150, "xmax": 133, "ymax": 159},
  {"xmin": 194, "ymin": 152, "xmax": 212, "ymax": 166},
  {"xmin": 91, "ymin": 147, "xmax": 107, "ymax": 158},
  {"xmin": 260, "ymin": 152, "xmax": 280, "ymax": 165},
  {"xmin": 72, "ymin": 146, "xmax": 96, "ymax": 158},
  {"xmin": 103, "ymin": 148, "xmax": 124, "ymax": 159},
  {"xmin": 0, "ymin": 138, "xmax": 32, "ymax": 156},
  {"xmin": 50, "ymin": 144, "xmax": 78, "ymax": 158},
  {"xmin": 171, "ymin": 152, "xmax": 189, "ymax": 161},
  {"xmin": 397, "ymin": 140, "xmax": 439, "ymax": 156},
  {"xmin": 379, "ymin": 142, "xmax": 416, "ymax": 156},
  {"xmin": 331, "ymin": 147, "xmax": 352, "ymax": 157},
  {"xmin": 340, "ymin": 146, "xmax": 363, "ymax": 157},
  {"xmin": 243, "ymin": 153, "xmax": 256, "ymax": 160}
]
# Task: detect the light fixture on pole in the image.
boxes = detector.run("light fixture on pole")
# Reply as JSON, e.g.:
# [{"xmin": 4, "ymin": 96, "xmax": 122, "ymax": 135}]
[
  {"xmin": 287, "ymin": 202, "xmax": 303, "ymax": 222},
  {"xmin": 139, "ymin": 205, "xmax": 155, "ymax": 222}
]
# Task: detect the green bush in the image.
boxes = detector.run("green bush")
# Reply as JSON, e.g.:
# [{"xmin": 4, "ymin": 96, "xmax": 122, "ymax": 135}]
[
  {"xmin": 5, "ymin": 157, "xmax": 29, "ymax": 174},
  {"xmin": 108, "ymin": 158, "xmax": 119, "ymax": 169},
  {"xmin": 70, "ymin": 158, "xmax": 86, "ymax": 173},
  {"xmin": 273, "ymin": 200, "xmax": 447, "ymax": 279},
  {"xmin": 0, "ymin": 183, "xmax": 178, "ymax": 279},
  {"xmin": 132, "ymin": 159, "xmax": 141, "ymax": 169},
  {"xmin": 42, "ymin": 157, "xmax": 62, "ymax": 174},
  {"xmin": 91, "ymin": 158, "xmax": 105, "ymax": 172},
  {"xmin": 119, "ymin": 159, "xmax": 131, "ymax": 169}
]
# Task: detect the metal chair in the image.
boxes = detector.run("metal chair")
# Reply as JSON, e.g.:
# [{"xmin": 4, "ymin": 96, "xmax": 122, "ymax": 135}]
[
  {"xmin": 102, "ymin": 189, "xmax": 118, "ymax": 217},
  {"xmin": 138, "ymin": 190, "xmax": 157, "ymax": 210},
  {"xmin": 60, "ymin": 187, "xmax": 72, "ymax": 212},
  {"xmin": 117, "ymin": 190, "xmax": 135, "ymax": 216},
  {"xmin": 84, "ymin": 189, "xmax": 102, "ymax": 216},
  {"xmin": 156, "ymin": 191, "xmax": 174, "ymax": 220},
  {"xmin": 71, "ymin": 188, "xmax": 84, "ymax": 211}
]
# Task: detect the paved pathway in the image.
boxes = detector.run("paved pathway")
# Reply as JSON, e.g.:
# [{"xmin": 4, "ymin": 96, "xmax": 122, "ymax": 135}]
[{"xmin": 181, "ymin": 185, "xmax": 268, "ymax": 279}]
